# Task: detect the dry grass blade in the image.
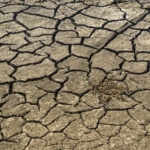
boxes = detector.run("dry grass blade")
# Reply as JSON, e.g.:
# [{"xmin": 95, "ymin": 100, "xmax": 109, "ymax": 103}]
[{"xmin": 87, "ymin": 75, "xmax": 128, "ymax": 104}]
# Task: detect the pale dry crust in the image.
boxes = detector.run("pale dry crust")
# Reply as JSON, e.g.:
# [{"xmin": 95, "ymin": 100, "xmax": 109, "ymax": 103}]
[{"xmin": 0, "ymin": 0, "xmax": 150, "ymax": 149}]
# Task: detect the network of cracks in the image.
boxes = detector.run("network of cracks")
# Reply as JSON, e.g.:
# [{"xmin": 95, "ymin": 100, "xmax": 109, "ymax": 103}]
[{"xmin": 0, "ymin": 0, "xmax": 150, "ymax": 149}]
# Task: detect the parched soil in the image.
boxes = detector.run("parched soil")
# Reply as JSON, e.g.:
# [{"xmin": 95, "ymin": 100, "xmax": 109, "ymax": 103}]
[{"xmin": 0, "ymin": 0, "xmax": 150, "ymax": 149}]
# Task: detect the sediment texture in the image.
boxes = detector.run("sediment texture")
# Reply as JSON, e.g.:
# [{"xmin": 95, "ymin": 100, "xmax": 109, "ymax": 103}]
[{"xmin": 0, "ymin": 0, "xmax": 150, "ymax": 149}]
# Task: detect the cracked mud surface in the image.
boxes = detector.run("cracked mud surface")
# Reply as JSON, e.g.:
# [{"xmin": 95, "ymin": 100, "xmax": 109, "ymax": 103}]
[{"xmin": 0, "ymin": 0, "xmax": 150, "ymax": 149}]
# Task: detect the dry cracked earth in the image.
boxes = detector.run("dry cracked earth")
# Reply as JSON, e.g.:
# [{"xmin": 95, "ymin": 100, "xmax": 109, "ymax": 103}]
[{"xmin": 0, "ymin": 0, "xmax": 150, "ymax": 149}]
